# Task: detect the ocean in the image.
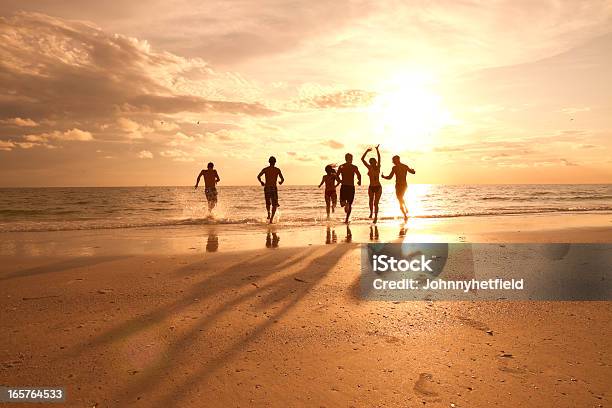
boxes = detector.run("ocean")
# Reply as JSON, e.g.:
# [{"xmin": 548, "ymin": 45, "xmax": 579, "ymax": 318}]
[{"xmin": 0, "ymin": 184, "xmax": 610, "ymax": 233}]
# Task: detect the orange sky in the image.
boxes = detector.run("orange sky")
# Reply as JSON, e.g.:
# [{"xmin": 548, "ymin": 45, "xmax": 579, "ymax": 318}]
[{"xmin": 0, "ymin": 1, "xmax": 611, "ymax": 186}]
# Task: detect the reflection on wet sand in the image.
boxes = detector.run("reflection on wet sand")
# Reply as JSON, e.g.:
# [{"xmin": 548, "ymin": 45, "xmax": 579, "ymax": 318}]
[
  {"xmin": 266, "ymin": 229, "xmax": 280, "ymax": 249},
  {"xmin": 399, "ymin": 223, "xmax": 407, "ymax": 238},
  {"xmin": 325, "ymin": 226, "xmax": 337, "ymax": 245},
  {"xmin": 369, "ymin": 225, "xmax": 379, "ymax": 241},
  {"xmin": 206, "ymin": 231, "xmax": 219, "ymax": 252},
  {"xmin": 345, "ymin": 225, "xmax": 352, "ymax": 243}
]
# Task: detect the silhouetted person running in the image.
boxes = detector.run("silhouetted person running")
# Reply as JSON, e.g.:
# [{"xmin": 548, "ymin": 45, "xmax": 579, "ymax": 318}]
[
  {"xmin": 382, "ymin": 155, "xmax": 415, "ymax": 221},
  {"xmin": 257, "ymin": 156, "xmax": 284, "ymax": 223},
  {"xmin": 337, "ymin": 153, "xmax": 361, "ymax": 224},
  {"xmin": 361, "ymin": 144, "xmax": 382, "ymax": 223},
  {"xmin": 195, "ymin": 162, "xmax": 221, "ymax": 212},
  {"xmin": 318, "ymin": 165, "xmax": 340, "ymax": 220}
]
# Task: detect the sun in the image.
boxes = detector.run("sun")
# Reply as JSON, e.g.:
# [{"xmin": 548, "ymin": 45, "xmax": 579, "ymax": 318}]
[{"xmin": 369, "ymin": 73, "xmax": 451, "ymax": 152}]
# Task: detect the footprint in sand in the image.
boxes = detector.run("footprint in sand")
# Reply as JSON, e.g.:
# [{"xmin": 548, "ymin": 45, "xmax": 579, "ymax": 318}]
[
  {"xmin": 384, "ymin": 335, "xmax": 402, "ymax": 344},
  {"xmin": 498, "ymin": 359, "xmax": 527, "ymax": 376},
  {"xmin": 456, "ymin": 316, "xmax": 491, "ymax": 333},
  {"xmin": 414, "ymin": 372, "xmax": 439, "ymax": 397}
]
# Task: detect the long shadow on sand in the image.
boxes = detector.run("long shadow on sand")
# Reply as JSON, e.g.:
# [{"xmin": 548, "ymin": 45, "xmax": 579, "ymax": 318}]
[
  {"xmin": 96, "ymin": 244, "xmax": 351, "ymax": 406},
  {"xmin": 62, "ymin": 247, "xmax": 313, "ymax": 358},
  {"xmin": 0, "ymin": 256, "xmax": 129, "ymax": 281}
]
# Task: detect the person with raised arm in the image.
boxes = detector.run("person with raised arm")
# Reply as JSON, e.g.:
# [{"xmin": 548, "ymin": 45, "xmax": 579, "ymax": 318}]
[
  {"xmin": 361, "ymin": 144, "xmax": 382, "ymax": 223},
  {"xmin": 382, "ymin": 155, "xmax": 415, "ymax": 221}
]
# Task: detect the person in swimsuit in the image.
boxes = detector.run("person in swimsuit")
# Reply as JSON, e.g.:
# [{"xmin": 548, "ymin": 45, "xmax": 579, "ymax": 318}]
[
  {"xmin": 382, "ymin": 155, "xmax": 415, "ymax": 221},
  {"xmin": 318, "ymin": 165, "xmax": 341, "ymax": 220},
  {"xmin": 194, "ymin": 162, "xmax": 221, "ymax": 212},
  {"xmin": 361, "ymin": 144, "xmax": 382, "ymax": 223},
  {"xmin": 257, "ymin": 156, "xmax": 285, "ymax": 223},
  {"xmin": 337, "ymin": 153, "xmax": 361, "ymax": 224}
]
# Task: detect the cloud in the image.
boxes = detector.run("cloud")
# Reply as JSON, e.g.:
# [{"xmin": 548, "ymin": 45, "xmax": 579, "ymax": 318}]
[
  {"xmin": 16, "ymin": 142, "xmax": 37, "ymax": 149},
  {"xmin": 433, "ymin": 133, "xmax": 594, "ymax": 170},
  {"xmin": 209, "ymin": 129, "xmax": 234, "ymax": 141},
  {"xmin": 104, "ymin": 1, "xmax": 377, "ymax": 65},
  {"xmin": 285, "ymin": 151, "xmax": 312, "ymax": 162},
  {"xmin": 433, "ymin": 146, "xmax": 464, "ymax": 153},
  {"xmin": 560, "ymin": 107, "xmax": 591, "ymax": 114},
  {"xmin": 0, "ymin": 117, "xmax": 38, "ymax": 127},
  {"xmin": 0, "ymin": 140, "xmax": 15, "ymax": 151},
  {"xmin": 299, "ymin": 90, "xmax": 376, "ymax": 110},
  {"xmin": 202, "ymin": 127, "xmax": 255, "ymax": 143},
  {"xmin": 160, "ymin": 149, "xmax": 185, "ymax": 158},
  {"xmin": 323, "ymin": 140, "xmax": 344, "ymax": 149},
  {"xmin": 0, "ymin": 12, "xmax": 275, "ymax": 136},
  {"xmin": 561, "ymin": 158, "xmax": 579, "ymax": 167},
  {"xmin": 18, "ymin": 0, "xmax": 609, "ymax": 72},
  {"xmin": 167, "ymin": 132, "xmax": 195, "ymax": 146},
  {"xmin": 159, "ymin": 148, "xmax": 193, "ymax": 162},
  {"xmin": 295, "ymin": 156, "xmax": 313, "ymax": 162},
  {"xmin": 24, "ymin": 128, "xmax": 93, "ymax": 143},
  {"xmin": 1, "ymin": 6, "xmax": 610, "ymax": 185},
  {"xmin": 257, "ymin": 123, "xmax": 281, "ymax": 132},
  {"xmin": 153, "ymin": 120, "xmax": 179, "ymax": 131},
  {"xmin": 117, "ymin": 118, "xmax": 141, "ymax": 133},
  {"xmin": 137, "ymin": 150, "xmax": 153, "ymax": 159},
  {"xmin": 117, "ymin": 117, "xmax": 153, "ymax": 139},
  {"xmin": 122, "ymin": 95, "xmax": 275, "ymax": 116}
]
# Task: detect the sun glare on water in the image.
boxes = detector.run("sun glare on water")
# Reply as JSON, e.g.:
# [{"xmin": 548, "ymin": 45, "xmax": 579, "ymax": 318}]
[{"xmin": 369, "ymin": 73, "xmax": 452, "ymax": 152}]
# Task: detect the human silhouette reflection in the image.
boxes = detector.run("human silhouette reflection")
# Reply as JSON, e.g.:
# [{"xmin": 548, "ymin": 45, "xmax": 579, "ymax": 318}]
[
  {"xmin": 325, "ymin": 226, "xmax": 337, "ymax": 244},
  {"xmin": 369, "ymin": 225, "xmax": 379, "ymax": 241},
  {"xmin": 399, "ymin": 223, "xmax": 407, "ymax": 238},
  {"xmin": 266, "ymin": 230, "xmax": 280, "ymax": 249},
  {"xmin": 345, "ymin": 225, "xmax": 352, "ymax": 243},
  {"xmin": 206, "ymin": 230, "xmax": 219, "ymax": 252}
]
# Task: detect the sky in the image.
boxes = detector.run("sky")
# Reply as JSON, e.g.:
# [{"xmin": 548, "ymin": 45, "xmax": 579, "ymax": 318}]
[{"xmin": 0, "ymin": 0, "xmax": 611, "ymax": 186}]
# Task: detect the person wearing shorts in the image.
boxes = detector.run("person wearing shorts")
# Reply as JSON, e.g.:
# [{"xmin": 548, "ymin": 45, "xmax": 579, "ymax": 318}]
[
  {"xmin": 264, "ymin": 185, "xmax": 279, "ymax": 208},
  {"xmin": 339, "ymin": 184, "xmax": 355, "ymax": 207},
  {"xmin": 194, "ymin": 162, "xmax": 221, "ymax": 212},
  {"xmin": 337, "ymin": 153, "xmax": 361, "ymax": 224},
  {"xmin": 257, "ymin": 156, "xmax": 285, "ymax": 223},
  {"xmin": 205, "ymin": 186, "xmax": 218, "ymax": 204}
]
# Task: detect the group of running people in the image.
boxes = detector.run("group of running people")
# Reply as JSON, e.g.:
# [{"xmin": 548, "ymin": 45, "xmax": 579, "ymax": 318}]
[{"xmin": 195, "ymin": 146, "xmax": 415, "ymax": 224}]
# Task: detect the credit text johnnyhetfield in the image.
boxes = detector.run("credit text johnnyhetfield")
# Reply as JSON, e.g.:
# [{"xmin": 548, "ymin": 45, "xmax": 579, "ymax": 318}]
[{"xmin": 371, "ymin": 254, "xmax": 524, "ymax": 292}]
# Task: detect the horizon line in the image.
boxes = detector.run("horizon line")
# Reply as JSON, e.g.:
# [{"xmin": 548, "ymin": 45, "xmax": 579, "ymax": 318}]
[{"xmin": 0, "ymin": 182, "xmax": 610, "ymax": 189}]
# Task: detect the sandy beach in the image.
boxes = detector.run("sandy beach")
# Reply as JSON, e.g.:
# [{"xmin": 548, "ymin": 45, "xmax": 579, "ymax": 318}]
[
  {"xmin": 1, "ymin": 215, "xmax": 610, "ymax": 407},
  {"xmin": 2, "ymin": 1, "xmax": 612, "ymax": 406}
]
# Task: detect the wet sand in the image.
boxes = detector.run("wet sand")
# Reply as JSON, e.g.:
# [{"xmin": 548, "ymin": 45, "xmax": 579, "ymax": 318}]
[
  {"xmin": 0, "ymin": 215, "xmax": 610, "ymax": 407},
  {"xmin": 1, "ymin": 213, "xmax": 611, "ymax": 257}
]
